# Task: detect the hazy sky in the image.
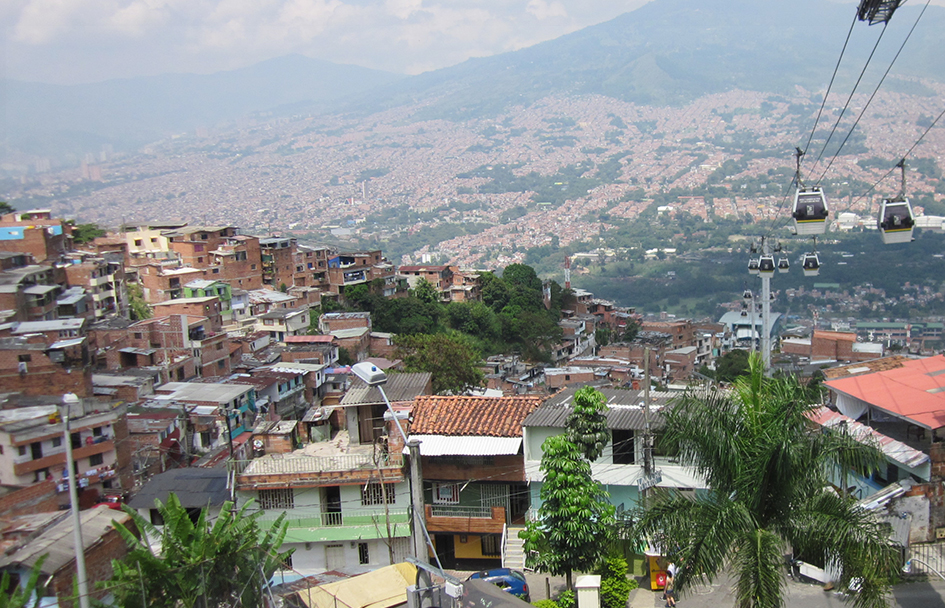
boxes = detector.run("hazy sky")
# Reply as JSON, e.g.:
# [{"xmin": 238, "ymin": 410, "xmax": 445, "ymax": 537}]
[
  {"xmin": 4, "ymin": 0, "xmax": 943, "ymax": 86},
  {"xmin": 2, "ymin": 0, "xmax": 657, "ymax": 85}
]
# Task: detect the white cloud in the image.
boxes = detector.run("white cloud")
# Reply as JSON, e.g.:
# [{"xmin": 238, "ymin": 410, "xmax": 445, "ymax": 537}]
[
  {"xmin": 526, "ymin": 0, "xmax": 567, "ymax": 21},
  {"xmin": 4, "ymin": 0, "xmax": 656, "ymax": 83}
]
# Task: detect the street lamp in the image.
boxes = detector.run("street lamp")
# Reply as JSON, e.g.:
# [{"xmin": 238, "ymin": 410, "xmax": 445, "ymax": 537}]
[
  {"xmin": 903, "ymin": 558, "xmax": 945, "ymax": 581},
  {"xmin": 61, "ymin": 393, "xmax": 91, "ymax": 608},
  {"xmin": 350, "ymin": 363, "xmax": 437, "ymax": 568}
]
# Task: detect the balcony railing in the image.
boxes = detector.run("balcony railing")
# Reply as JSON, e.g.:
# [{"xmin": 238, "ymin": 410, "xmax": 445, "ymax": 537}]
[
  {"xmin": 233, "ymin": 452, "xmax": 403, "ymax": 478},
  {"xmin": 429, "ymin": 505, "xmax": 493, "ymax": 518},
  {"xmin": 257, "ymin": 508, "xmax": 410, "ymax": 529}
]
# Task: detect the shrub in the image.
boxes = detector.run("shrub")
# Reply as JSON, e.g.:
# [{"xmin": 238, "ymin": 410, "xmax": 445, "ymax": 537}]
[
  {"xmin": 532, "ymin": 600, "xmax": 559, "ymax": 608},
  {"xmin": 556, "ymin": 590, "xmax": 575, "ymax": 608},
  {"xmin": 598, "ymin": 555, "xmax": 633, "ymax": 608}
]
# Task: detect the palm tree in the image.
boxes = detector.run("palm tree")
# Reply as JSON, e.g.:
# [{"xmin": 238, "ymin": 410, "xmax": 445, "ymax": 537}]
[
  {"xmin": 105, "ymin": 493, "xmax": 291, "ymax": 608},
  {"xmin": 633, "ymin": 354, "xmax": 899, "ymax": 608}
]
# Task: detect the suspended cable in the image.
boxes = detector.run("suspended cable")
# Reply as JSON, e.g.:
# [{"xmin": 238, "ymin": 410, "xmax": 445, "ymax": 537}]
[
  {"xmin": 847, "ymin": 101, "xmax": 945, "ymax": 210},
  {"xmin": 812, "ymin": 22, "xmax": 889, "ymax": 165},
  {"xmin": 815, "ymin": 0, "xmax": 932, "ymax": 185},
  {"xmin": 802, "ymin": 11, "xmax": 859, "ymax": 157}
]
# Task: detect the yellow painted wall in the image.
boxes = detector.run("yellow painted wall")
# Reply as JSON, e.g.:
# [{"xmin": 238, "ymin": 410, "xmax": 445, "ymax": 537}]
[{"xmin": 454, "ymin": 534, "xmax": 487, "ymax": 559}]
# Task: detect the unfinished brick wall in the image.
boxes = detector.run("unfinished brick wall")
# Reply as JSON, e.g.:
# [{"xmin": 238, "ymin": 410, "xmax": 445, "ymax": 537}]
[{"xmin": 0, "ymin": 480, "xmax": 60, "ymax": 517}]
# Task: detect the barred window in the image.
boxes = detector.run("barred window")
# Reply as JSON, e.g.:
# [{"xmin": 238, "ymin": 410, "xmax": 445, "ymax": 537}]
[
  {"xmin": 361, "ymin": 483, "xmax": 396, "ymax": 506},
  {"xmin": 481, "ymin": 534, "xmax": 502, "ymax": 556},
  {"xmin": 258, "ymin": 488, "xmax": 294, "ymax": 510}
]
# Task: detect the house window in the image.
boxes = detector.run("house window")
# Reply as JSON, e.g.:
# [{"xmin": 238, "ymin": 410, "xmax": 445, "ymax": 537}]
[
  {"xmin": 17, "ymin": 446, "xmax": 26, "ymax": 457},
  {"xmin": 358, "ymin": 542, "xmax": 370, "ymax": 565},
  {"xmin": 89, "ymin": 453, "xmax": 104, "ymax": 466},
  {"xmin": 612, "ymin": 429, "xmax": 635, "ymax": 465},
  {"xmin": 134, "ymin": 239, "xmax": 143, "ymax": 246},
  {"xmin": 433, "ymin": 483, "xmax": 460, "ymax": 505},
  {"xmin": 134, "ymin": 332, "xmax": 143, "ymax": 339},
  {"xmin": 150, "ymin": 509, "xmax": 164, "ymax": 526},
  {"xmin": 362, "ymin": 483, "xmax": 396, "ymax": 506},
  {"xmin": 258, "ymin": 488, "xmax": 294, "ymax": 509},
  {"xmin": 17, "ymin": 355, "xmax": 31, "ymax": 363},
  {"xmin": 93, "ymin": 426, "xmax": 103, "ymax": 436},
  {"xmin": 52, "ymin": 437, "xmax": 61, "ymax": 448},
  {"xmin": 481, "ymin": 534, "xmax": 502, "ymax": 556}
]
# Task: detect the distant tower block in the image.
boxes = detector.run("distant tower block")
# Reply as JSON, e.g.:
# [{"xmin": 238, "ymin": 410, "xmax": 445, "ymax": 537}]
[
  {"xmin": 362, "ymin": 181, "xmax": 367, "ymax": 201},
  {"xmin": 565, "ymin": 256, "xmax": 571, "ymax": 290}
]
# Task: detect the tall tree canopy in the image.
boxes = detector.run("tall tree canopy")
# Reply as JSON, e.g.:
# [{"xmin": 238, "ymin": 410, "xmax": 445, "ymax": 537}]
[
  {"xmin": 632, "ymin": 354, "xmax": 898, "ymax": 608},
  {"xmin": 106, "ymin": 494, "xmax": 291, "ymax": 608},
  {"xmin": 521, "ymin": 434, "xmax": 615, "ymax": 590},
  {"xmin": 394, "ymin": 332, "xmax": 485, "ymax": 394}
]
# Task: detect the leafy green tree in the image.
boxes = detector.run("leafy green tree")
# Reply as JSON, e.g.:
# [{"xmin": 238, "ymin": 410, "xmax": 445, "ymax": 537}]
[
  {"xmin": 409, "ymin": 278, "xmax": 440, "ymax": 305},
  {"xmin": 105, "ymin": 494, "xmax": 291, "ymax": 608},
  {"xmin": 337, "ymin": 347, "xmax": 355, "ymax": 366},
  {"xmin": 394, "ymin": 332, "xmax": 485, "ymax": 394},
  {"xmin": 566, "ymin": 386, "xmax": 609, "ymax": 462},
  {"xmin": 502, "ymin": 263, "xmax": 543, "ymax": 292},
  {"xmin": 373, "ymin": 297, "xmax": 440, "ymax": 335},
  {"xmin": 715, "ymin": 349, "xmax": 751, "ymax": 382},
  {"xmin": 621, "ymin": 320, "xmax": 641, "ymax": 343},
  {"xmin": 632, "ymin": 354, "xmax": 898, "ymax": 608},
  {"xmin": 481, "ymin": 272, "xmax": 511, "ymax": 312},
  {"xmin": 521, "ymin": 434, "xmax": 615, "ymax": 590},
  {"xmin": 445, "ymin": 301, "xmax": 501, "ymax": 341},
  {"xmin": 127, "ymin": 283, "xmax": 151, "ymax": 321},
  {"xmin": 0, "ymin": 555, "xmax": 47, "ymax": 608},
  {"xmin": 0, "ymin": 201, "xmax": 14, "ymax": 215},
  {"xmin": 71, "ymin": 223, "xmax": 106, "ymax": 244},
  {"xmin": 595, "ymin": 327, "xmax": 612, "ymax": 347}
]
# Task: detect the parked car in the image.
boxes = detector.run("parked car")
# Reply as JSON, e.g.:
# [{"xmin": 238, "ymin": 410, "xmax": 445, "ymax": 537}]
[{"xmin": 466, "ymin": 568, "xmax": 530, "ymax": 602}]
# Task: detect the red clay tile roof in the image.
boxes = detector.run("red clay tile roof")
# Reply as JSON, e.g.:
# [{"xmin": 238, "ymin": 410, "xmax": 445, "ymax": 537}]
[
  {"xmin": 410, "ymin": 395, "xmax": 543, "ymax": 437},
  {"xmin": 824, "ymin": 354, "xmax": 945, "ymax": 429}
]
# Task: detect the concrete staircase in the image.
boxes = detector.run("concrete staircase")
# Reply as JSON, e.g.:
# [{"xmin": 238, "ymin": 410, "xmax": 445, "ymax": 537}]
[{"xmin": 503, "ymin": 525, "xmax": 527, "ymax": 570}]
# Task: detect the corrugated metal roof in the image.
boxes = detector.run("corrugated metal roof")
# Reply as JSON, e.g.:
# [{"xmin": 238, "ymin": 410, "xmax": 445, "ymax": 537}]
[
  {"xmin": 524, "ymin": 387, "xmax": 673, "ymax": 430},
  {"xmin": 0, "ymin": 508, "xmax": 131, "ymax": 574},
  {"xmin": 808, "ymin": 406, "xmax": 930, "ymax": 470},
  {"xmin": 128, "ymin": 467, "xmax": 230, "ymax": 509},
  {"xmin": 410, "ymin": 435, "xmax": 523, "ymax": 456},
  {"xmin": 340, "ymin": 373, "xmax": 431, "ymax": 405}
]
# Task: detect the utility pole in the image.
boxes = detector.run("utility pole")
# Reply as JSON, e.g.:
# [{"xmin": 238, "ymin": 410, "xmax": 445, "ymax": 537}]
[{"xmin": 62, "ymin": 394, "xmax": 91, "ymax": 608}]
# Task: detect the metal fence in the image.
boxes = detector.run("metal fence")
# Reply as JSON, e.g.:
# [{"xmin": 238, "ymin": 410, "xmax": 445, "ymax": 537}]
[
  {"xmin": 429, "ymin": 505, "xmax": 493, "ymax": 518},
  {"xmin": 908, "ymin": 542, "xmax": 945, "ymax": 575}
]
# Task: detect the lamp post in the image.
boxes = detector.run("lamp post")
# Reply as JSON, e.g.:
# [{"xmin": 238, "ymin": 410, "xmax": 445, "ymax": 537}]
[
  {"xmin": 351, "ymin": 362, "xmax": 437, "ymax": 602},
  {"xmin": 61, "ymin": 393, "xmax": 91, "ymax": 608}
]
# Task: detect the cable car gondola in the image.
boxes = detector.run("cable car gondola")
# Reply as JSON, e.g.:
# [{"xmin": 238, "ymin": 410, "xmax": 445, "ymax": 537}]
[
  {"xmin": 748, "ymin": 258, "xmax": 760, "ymax": 275},
  {"xmin": 878, "ymin": 198, "xmax": 915, "ymax": 244},
  {"xmin": 802, "ymin": 252, "xmax": 821, "ymax": 277},
  {"xmin": 792, "ymin": 187, "xmax": 829, "ymax": 235},
  {"xmin": 878, "ymin": 161, "xmax": 915, "ymax": 245},
  {"xmin": 759, "ymin": 255, "xmax": 775, "ymax": 276},
  {"xmin": 777, "ymin": 257, "xmax": 790, "ymax": 273}
]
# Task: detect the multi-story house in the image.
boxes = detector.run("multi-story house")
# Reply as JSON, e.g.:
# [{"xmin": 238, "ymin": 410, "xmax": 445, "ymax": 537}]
[
  {"xmin": 231, "ymin": 414, "xmax": 411, "ymax": 573},
  {"xmin": 0, "ymin": 335, "xmax": 93, "ymax": 397},
  {"xmin": 152, "ymin": 297, "xmax": 224, "ymax": 333},
  {"xmin": 0, "ymin": 210, "xmax": 69, "ymax": 262},
  {"xmin": 184, "ymin": 279, "xmax": 233, "ymax": 324},
  {"xmin": 62, "ymin": 255, "xmax": 125, "ymax": 320},
  {"xmin": 339, "ymin": 373, "xmax": 432, "ymax": 446},
  {"xmin": 152, "ymin": 381, "xmax": 257, "ymax": 449},
  {"xmin": 522, "ymin": 386, "xmax": 703, "ymax": 556},
  {"xmin": 256, "ymin": 307, "xmax": 310, "ymax": 342},
  {"xmin": 137, "ymin": 263, "xmax": 205, "ymax": 304},
  {"xmin": 327, "ymin": 251, "xmax": 397, "ymax": 300},
  {"xmin": 0, "ymin": 398, "xmax": 130, "ymax": 501},
  {"xmin": 408, "ymin": 394, "xmax": 542, "ymax": 569},
  {"xmin": 0, "ymin": 264, "xmax": 65, "ymax": 323},
  {"xmin": 398, "ymin": 266, "xmax": 454, "ymax": 301}
]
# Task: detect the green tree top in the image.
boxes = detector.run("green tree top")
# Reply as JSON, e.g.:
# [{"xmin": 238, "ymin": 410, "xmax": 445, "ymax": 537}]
[
  {"xmin": 566, "ymin": 386, "xmax": 610, "ymax": 462},
  {"xmin": 0, "ymin": 201, "xmax": 14, "ymax": 216},
  {"xmin": 394, "ymin": 332, "xmax": 485, "ymax": 394}
]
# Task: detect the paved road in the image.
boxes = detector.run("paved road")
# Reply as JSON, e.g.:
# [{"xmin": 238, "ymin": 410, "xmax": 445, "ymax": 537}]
[{"xmin": 521, "ymin": 571, "xmax": 945, "ymax": 608}]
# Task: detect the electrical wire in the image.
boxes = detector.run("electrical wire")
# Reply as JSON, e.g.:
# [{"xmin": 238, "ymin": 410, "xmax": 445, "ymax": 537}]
[{"xmin": 815, "ymin": 0, "xmax": 932, "ymax": 186}]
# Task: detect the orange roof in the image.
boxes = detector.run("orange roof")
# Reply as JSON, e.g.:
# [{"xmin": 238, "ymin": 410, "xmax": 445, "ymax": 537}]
[
  {"xmin": 812, "ymin": 330, "xmax": 855, "ymax": 342},
  {"xmin": 411, "ymin": 395, "xmax": 543, "ymax": 437},
  {"xmin": 824, "ymin": 354, "xmax": 945, "ymax": 429}
]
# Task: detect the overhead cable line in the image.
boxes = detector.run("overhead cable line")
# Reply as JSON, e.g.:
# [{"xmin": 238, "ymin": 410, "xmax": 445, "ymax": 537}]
[
  {"xmin": 815, "ymin": 0, "xmax": 931, "ymax": 185},
  {"xmin": 802, "ymin": 11, "xmax": 860, "ymax": 157},
  {"xmin": 813, "ymin": 21, "xmax": 889, "ymax": 167}
]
